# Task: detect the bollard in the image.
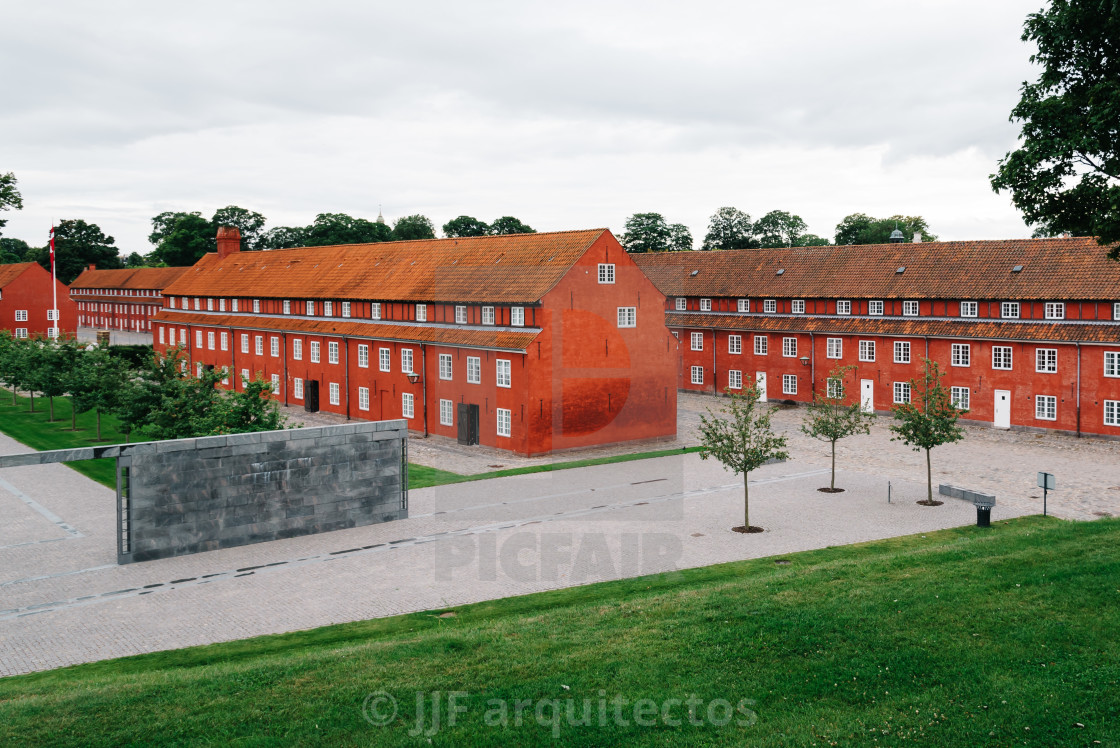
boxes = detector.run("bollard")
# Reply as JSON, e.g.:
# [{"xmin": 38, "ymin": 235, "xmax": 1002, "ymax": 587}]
[{"xmin": 976, "ymin": 505, "xmax": 992, "ymax": 528}]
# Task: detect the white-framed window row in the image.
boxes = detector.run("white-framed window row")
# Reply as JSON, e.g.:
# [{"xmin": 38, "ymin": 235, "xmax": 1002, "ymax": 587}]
[
  {"xmin": 357, "ymin": 344, "xmax": 368, "ymax": 368},
  {"xmin": 690, "ymin": 366, "xmax": 704, "ymax": 385},
  {"xmin": 691, "ymin": 332, "xmax": 704, "ymax": 351},
  {"xmin": 310, "ymin": 340, "xmax": 320, "ymax": 363},
  {"xmin": 358, "ymin": 387, "xmax": 369, "ymax": 411},
  {"xmin": 440, "ymin": 399, "xmax": 453, "ymax": 426},
  {"xmin": 951, "ymin": 386, "xmax": 970, "ymax": 411},
  {"xmin": 1001, "ymin": 301, "xmax": 1020, "ymax": 319},
  {"xmin": 782, "ymin": 374, "xmax": 797, "ymax": 395},
  {"xmin": 293, "ymin": 338, "xmax": 303, "ymax": 360},
  {"xmin": 894, "ymin": 341, "xmax": 910, "ymax": 364},
  {"xmin": 869, "ymin": 300, "xmax": 884, "ymax": 316},
  {"xmin": 791, "ymin": 299, "xmax": 805, "ymax": 314},
  {"xmin": 617, "ymin": 307, "xmax": 636, "ymax": 328},
  {"xmin": 1044, "ymin": 302, "xmax": 1064, "ymax": 320},
  {"xmin": 402, "ymin": 392, "xmax": 414, "ymax": 419},
  {"xmin": 700, "ymin": 298, "xmax": 712, "ymax": 312},
  {"xmin": 467, "ymin": 356, "xmax": 481, "ymax": 384},
  {"xmin": 1035, "ymin": 395, "xmax": 1057, "ymax": 421},
  {"xmin": 496, "ymin": 408, "xmax": 511, "ymax": 437},
  {"xmin": 951, "ymin": 343, "xmax": 970, "ymax": 367},
  {"xmin": 859, "ymin": 340, "xmax": 876, "ymax": 362},
  {"xmin": 496, "ymin": 359, "xmax": 511, "ymax": 388},
  {"xmin": 903, "ymin": 300, "xmax": 919, "ymax": 316},
  {"xmin": 992, "ymin": 346, "xmax": 1013, "ymax": 370},
  {"xmin": 960, "ymin": 301, "xmax": 978, "ymax": 318},
  {"xmin": 782, "ymin": 337, "xmax": 797, "ymax": 358},
  {"xmin": 439, "ymin": 353, "xmax": 452, "ymax": 380},
  {"xmin": 1036, "ymin": 348, "xmax": 1057, "ymax": 373},
  {"xmin": 728, "ymin": 335, "xmax": 741, "ymax": 355},
  {"xmin": 728, "ymin": 370, "xmax": 742, "ymax": 390},
  {"xmin": 754, "ymin": 335, "xmax": 768, "ymax": 355},
  {"xmin": 826, "ymin": 338, "xmax": 842, "ymax": 359},
  {"xmin": 893, "ymin": 381, "xmax": 911, "ymax": 404},
  {"xmin": 835, "ymin": 300, "xmax": 851, "ymax": 315},
  {"xmin": 598, "ymin": 263, "xmax": 615, "ymax": 284}
]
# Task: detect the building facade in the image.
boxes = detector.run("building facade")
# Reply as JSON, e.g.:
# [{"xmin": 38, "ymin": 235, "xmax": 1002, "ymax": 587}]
[
  {"xmin": 153, "ymin": 228, "xmax": 678, "ymax": 455},
  {"xmin": 69, "ymin": 265, "xmax": 191, "ymax": 342},
  {"xmin": 0, "ymin": 262, "xmax": 77, "ymax": 339},
  {"xmin": 633, "ymin": 238, "xmax": 1120, "ymax": 438}
]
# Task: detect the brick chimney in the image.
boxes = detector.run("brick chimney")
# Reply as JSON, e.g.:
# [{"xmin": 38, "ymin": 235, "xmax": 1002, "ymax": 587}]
[
  {"xmin": 88, "ymin": 264, "xmax": 96, "ymax": 271},
  {"xmin": 216, "ymin": 226, "xmax": 242, "ymax": 259}
]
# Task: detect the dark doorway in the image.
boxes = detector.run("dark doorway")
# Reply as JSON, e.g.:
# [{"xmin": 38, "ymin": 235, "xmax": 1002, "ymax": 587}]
[
  {"xmin": 305, "ymin": 380, "xmax": 320, "ymax": 413},
  {"xmin": 457, "ymin": 403, "xmax": 479, "ymax": 445}
]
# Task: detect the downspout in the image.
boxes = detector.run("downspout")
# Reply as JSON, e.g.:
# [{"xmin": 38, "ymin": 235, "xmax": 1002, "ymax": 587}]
[
  {"xmin": 229, "ymin": 326, "xmax": 236, "ymax": 390},
  {"xmin": 344, "ymin": 335, "xmax": 350, "ymax": 420},
  {"xmin": 1076, "ymin": 342, "xmax": 1081, "ymax": 438},
  {"xmin": 711, "ymin": 329, "xmax": 718, "ymax": 395},
  {"xmin": 421, "ymin": 344, "xmax": 429, "ymax": 437},
  {"xmin": 282, "ymin": 332, "xmax": 289, "ymax": 406},
  {"xmin": 809, "ymin": 331, "xmax": 815, "ymax": 397}
]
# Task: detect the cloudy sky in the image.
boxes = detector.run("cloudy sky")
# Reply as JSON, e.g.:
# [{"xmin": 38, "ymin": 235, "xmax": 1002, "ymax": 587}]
[{"xmin": 1, "ymin": 0, "xmax": 1044, "ymax": 253}]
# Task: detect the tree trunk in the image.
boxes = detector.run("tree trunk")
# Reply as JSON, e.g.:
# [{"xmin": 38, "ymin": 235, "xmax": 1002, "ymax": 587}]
[
  {"xmin": 743, "ymin": 471, "xmax": 750, "ymax": 529},
  {"xmin": 29, "ymin": 390, "xmax": 35, "ymax": 412},
  {"xmin": 10, "ymin": 386, "xmax": 15, "ymax": 406},
  {"xmin": 48, "ymin": 395, "xmax": 55, "ymax": 422},
  {"xmin": 831, "ymin": 439, "xmax": 837, "ymax": 490},
  {"xmin": 71, "ymin": 398, "xmax": 77, "ymax": 431},
  {"xmin": 926, "ymin": 448, "xmax": 933, "ymax": 503},
  {"xmin": 96, "ymin": 409, "xmax": 102, "ymax": 441}
]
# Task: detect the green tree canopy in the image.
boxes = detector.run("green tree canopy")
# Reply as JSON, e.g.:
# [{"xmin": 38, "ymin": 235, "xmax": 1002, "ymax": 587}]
[
  {"xmin": 833, "ymin": 213, "xmax": 937, "ymax": 245},
  {"xmin": 443, "ymin": 215, "xmax": 490, "ymax": 237},
  {"xmin": 621, "ymin": 212, "xmax": 672, "ymax": 253},
  {"xmin": 488, "ymin": 216, "xmax": 535, "ymax": 235},
  {"xmin": 258, "ymin": 225, "xmax": 309, "ymax": 250},
  {"xmin": 889, "ymin": 359, "xmax": 966, "ymax": 504},
  {"xmin": 755, "ymin": 210, "xmax": 809, "ymax": 248},
  {"xmin": 212, "ymin": 205, "xmax": 267, "ymax": 251},
  {"xmin": 797, "ymin": 234, "xmax": 832, "ymax": 247},
  {"xmin": 668, "ymin": 223, "xmax": 693, "ymax": 252},
  {"xmin": 125, "ymin": 252, "xmax": 146, "ymax": 267},
  {"xmin": 0, "ymin": 172, "xmax": 23, "ymax": 234},
  {"xmin": 701, "ymin": 207, "xmax": 756, "ymax": 250},
  {"xmin": 36, "ymin": 219, "xmax": 122, "ymax": 283},
  {"xmin": 800, "ymin": 365, "xmax": 874, "ymax": 490},
  {"xmin": 148, "ymin": 211, "xmax": 214, "ymax": 266},
  {"xmin": 392, "ymin": 214, "xmax": 437, "ymax": 241},
  {"xmin": 990, "ymin": 0, "xmax": 1120, "ymax": 256},
  {"xmin": 304, "ymin": 213, "xmax": 393, "ymax": 246},
  {"xmin": 0, "ymin": 237, "xmax": 32, "ymax": 264}
]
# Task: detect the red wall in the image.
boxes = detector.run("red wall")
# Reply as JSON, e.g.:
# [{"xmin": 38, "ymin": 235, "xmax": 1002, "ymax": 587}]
[{"xmin": 1, "ymin": 264, "xmax": 77, "ymax": 338}]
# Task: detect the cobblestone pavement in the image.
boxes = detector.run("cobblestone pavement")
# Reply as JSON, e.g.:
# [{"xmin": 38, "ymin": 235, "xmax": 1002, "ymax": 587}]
[{"xmin": 1, "ymin": 393, "xmax": 1117, "ymax": 677}]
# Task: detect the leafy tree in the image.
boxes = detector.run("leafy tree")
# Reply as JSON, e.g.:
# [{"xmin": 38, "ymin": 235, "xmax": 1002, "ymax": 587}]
[
  {"xmin": 22, "ymin": 339, "xmax": 71, "ymax": 422},
  {"xmin": 69, "ymin": 345, "xmax": 130, "ymax": 440},
  {"xmin": 209, "ymin": 377, "xmax": 290, "ymax": 434},
  {"xmin": 148, "ymin": 211, "xmax": 213, "ymax": 266},
  {"xmin": 833, "ymin": 213, "xmax": 937, "ymax": 245},
  {"xmin": 889, "ymin": 359, "xmax": 966, "ymax": 505},
  {"xmin": 259, "ymin": 225, "xmax": 309, "ymax": 250},
  {"xmin": 0, "ymin": 172, "xmax": 22, "ymax": 234},
  {"xmin": 212, "ymin": 205, "xmax": 267, "ymax": 251},
  {"xmin": 443, "ymin": 215, "xmax": 490, "ymax": 238},
  {"xmin": 305, "ymin": 212, "xmax": 393, "ymax": 246},
  {"xmin": 697, "ymin": 387, "xmax": 790, "ymax": 532},
  {"xmin": 701, "ymin": 207, "xmax": 756, "ymax": 251},
  {"xmin": 755, "ymin": 210, "xmax": 808, "ymax": 248},
  {"xmin": 621, "ymin": 212, "xmax": 672, "ymax": 253},
  {"xmin": 668, "ymin": 223, "xmax": 693, "ymax": 252},
  {"xmin": 488, "ymin": 216, "xmax": 535, "ymax": 235},
  {"xmin": 0, "ymin": 237, "xmax": 32, "ymax": 264},
  {"xmin": 797, "ymin": 234, "xmax": 832, "ymax": 247},
  {"xmin": 800, "ymin": 365, "xmax": 875, "ymax": 491},
  {"xmin": 392, "ymin": 214, "xmax": 437, "ymax": 241},
  {"xmin": 31, "ymin": 219, "xmax": 122, "ymax": 284},
  {"xmin": 990, "ymin": 1, "xmax": 1120, "ymax": 255},
  {"xmin": 125, "ymin": 252, "xmax": 146, "ymax": 268},
  {"xmin": 0, "ymin": 333, "xmax": 26, "ymax": 404}
]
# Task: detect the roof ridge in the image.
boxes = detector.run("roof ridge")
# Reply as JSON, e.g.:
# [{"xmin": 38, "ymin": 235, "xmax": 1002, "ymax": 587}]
[{"xmin": 248, "ymin": 228, "xmax": 608, "ymax": 254}]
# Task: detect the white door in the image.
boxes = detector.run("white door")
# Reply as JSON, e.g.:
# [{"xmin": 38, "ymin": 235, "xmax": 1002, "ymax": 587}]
[
  {"xmin": 755, "ymin": 372, "xmax": 767, "ymax": 402},
  {"xmin": 994, "ymin": 390, "xmax": 1011, "ymax": 429},
  {"xmin": 861, "ymin": 379, "xmax": 874, "ymax": 413}
]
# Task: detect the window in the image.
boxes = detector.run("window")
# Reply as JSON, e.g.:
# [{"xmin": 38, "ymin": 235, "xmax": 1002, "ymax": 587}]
[
  {"xmin": 894, "ymin": 341, "xmax": 911, "ymax": 364},
  {"xmin": 306, "ymin": 300, "xmax": 315, "ymax": 316},
  {"xmin": 737, "ymin": 299, "xmax": 749, "ymax": 313},
  {"xmin": 836, "ymin": 300, "xmax": 851, "ymax": 315},
  {"xmin": 272, "ymin": 374, "xmax": 281, "ymax": 396},
  {"xmin": 826, "ymin": 338, "xmax": 842, "ymax": 359},
  {"xmin": 158, "ymin": 327, "xmax": 165, "ymax": 344},
  {"xmin": 792, "ymin": 299, "xmax": 805, "ymax": 314},
  {"xmin": 196, "ymin": 330, "xmax": 203, "ymax": 348},
  {"xmin": 402, "ymin": 393, "xmax": 414, "ymax": 418},
  {"xmin": 1105, "ymin": 400, "xmax": 1120, "ymax": 426},
  {"xmin": 992, "ymin": 346, "xmax": 1013, "ymax": 370},
  {"xmin": 283, "ymin": 300, "xmax": 291, "ymax": 314},
  {"xmin": 46, "ymin": 309, "xmax": 58, "ymax": 321},
  {"xmin": 764, "ymin": 299, "xmax": 776, "ymax": 313},
  {"xmin": 324, "ymin": 301, "xmax": 333, "ymax": 316},
  {"xmin": 194, "ymin": 298, "xmax": 201, "ymax": 311},
  {"xmin": 439, "ymin": 353, "xmax": 452, "ymax": 380},
  {"xmin": 467, "ymin": 356, "xmax": 481, "ymax": 384},
  {"xmin": 1045, "ymin": 302, "xmax": 1064, "ymax": 320},
  {"xmin": 951, "ymin": 343, "xmax": 970, "ymax": 367},
  {"xmin": 371, "ymin": 302, "xmax": 381, "ymax": 320},
  {"xmin": 254, "ymin": 335, "xmax": 264, "ymax": 355},
  {"xmin": 241, "ymin": 333, "xmax": 249, "ymax": 353},
  {"xmin": 903, "ymin": 301, "xmax": 919, "ymax": 316},
  {"xmin": 207, "ymin": 331, "xmax": 215, "ymax": 350},
  {"xmin": 181, "ymin": 297, "xmax": 188, "ymax": 309},
  {"xmin": 293, "ymin": 378, "xmax": 303, "ymax": 399},
  {"xmin": 783, "ymin": 374, "xmax": 798, "ymax": 395},
  {"xmin": 482, "ymin": 306, "xmax": 495, "ymax": 325},
  {"xmin": 691, "ymin": 366, "xmax": 704, "ymax": 385},
  {"xmin": 1106, "ymin": 351, "xmax": 1120, "ymax": 378},
  {"xmin": 782, "ymin": 337, "xmax": 797, "ymax": 357},
  {"xmin": 205, "ymin": 298, "xmax": 213, "ymax": 311},
  {"xmin": 231, "ymin": 299, "xmax": 239, "ymax": 312},
  {"xmin": 221, "ymin": 369, "xmax": 229, "ymax": 386},
  {"xmin": 728, "ymin": 335, "xmax": 741, "ymax": 354},
  {"xmin": 219, "ymin": 298, "xmax": 226, "ymax": 312},
  {"xmin": 14, "ymin": 328, "xmax": 27, "ymax": 338},
  {"xmin": 1036, "ymin": 348, "xmax": 1057, "ymax": 373},
  {"xmin": 700, "ymin": 298, "xmax": 712, "ymax": 312},
  {"xmin": 725, "ymin": 369, "xmax": 742, "ymax": 390},
  {"xmin": 617, "ymin": 307, "xmax": 636, "ymax": 328},
  {"xmin": 497, "ymin": 408, "xmax": 511, "ymax": 437},
  {"xmin": 342, "ymin": 301, "xmax": 351, "ymax": 318},
  {"xmin": 951, "ymin": 387, "xmax": 970, "ymax": 410},
  {"xmin": 168, "ymin": 298, "xmax": 176, "ymax": 309},
  {"xmin": 379, "ymin": 347, "xmax": 390, "ymax": 372},
  {"xmin": 598, "ymin": 264, "xmax": 615, "ymax": 284},
  {"xmin": 1115, "ymin": 303, "xmax": 1120, "ymax": 321},
  {"xmin": 676, "ymin": 298, "xmax": 687, "ymax": 311},
  {"xmin": 357, "ymin": 344, "xmax": 368, "ymax": 368},
  {"xmin": 416, "ymin": 304, "xmax": 427, "ymax": 322},
  {"xmin": 455, "ymin": 305, "xmax": 467, "ymax": 324},
  {"xmin": 328, "ymin": 341, "xmax": 339, "ymax": 364},
  {"xmin": 511, "ymin": 307, "xmax": 524, "ymax": 327},
  {"xmin": 827, "ymin": 377, "xmax": 844, "ymax": 399},
  {"xmin": 252, "ymin": 299, "xmax": 260, "ymax": 313},
  {"xmin": 271, "ymin": 336, "xmax": 280, "ymax": 357},
  {"xmin": 292, "ymin": 339, "xmax": 303, "ymax": 360},
  {"xmin": 358, "ymin": 387, "xmax": 369, "ymax": 411},
  {"xmin": 220, "ymin": 332, "xmax": 228, "ymax": 351},
  {"xmin": 754, "ymin": 335, "xmax": 768, "ymax": 355},
  {"xmin": 329, "ymin": 382, "xmax": 340, "ymax": 406},
  {"xmin": 401, "ymin": 348, "xmax": 413, "ymax": 373},
  {"xmin": 893, "ymin": 382, "xmax": 911, "ymax": 404},
  {"xmin": 196, "ymin": 362, "xmax": 202, "ymax": 378},
  {"xmin": 310, "ymin": 341, "xmax": 320, "ymax": 363},
  {"xmin": 1002, "ymin": 302, "xmax": 1020, "ymax": 319},
  {"xmin": 497, "ymin": 359, "xmax": 511, "ymax": 387},
  {"xmin": 440, "ymin": 399, "xmax": 453, "ymax": 426},
  {"xmin": 859, "ymin": 340, "xmax": 876, "ymax": 362},
  {"xmin": 869, "ymin": 300, "xmax": 884, "ymax": 316},
  {"xmin": 1035, "ymin": 395, "xmax": 1057, "ymax": 421},
  {"xmin": 691, "ymin": 332, "xmax": 704, "ymax": 351},
  {"xmin": 240, "ymin": 368, "xmax": 248, "ymax": 384}
]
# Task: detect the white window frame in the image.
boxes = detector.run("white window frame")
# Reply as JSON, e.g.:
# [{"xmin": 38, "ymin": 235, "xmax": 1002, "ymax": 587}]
[
  {"xmin": 737, "ymin": 299, "xmax": 749, "ymax": 313},
  {"xmin": 252, "ymin": 299, "xmax": 260, "ymax": 313},
  {"xmin": 254, "ymin": 335, "xmax": 263, "ymax": 355},
  {"xmin": 960, "ymin": 301, "xmax": 978, "ymax": 317},
  {"xmin": 158, "ymin": 327, "xmax": 165, "ymax": 345},
  {"xmin": 700, "ymin": 298, "xmax": 712, "ymax": 312},
  {"xmin": 893, "ymin": 382, "xmax": 911, "ymax": 404},
  {"xmin": 324, "ymin": 301, "xmax": 333, "ymax": 316},
  {"xmin": 511, "ymin": 307, "xmax": 524, "ymax": 327},
  {"xmin": 231, "ymin": 299, "xmax": 239, "ymax": 312},
  {"xmin": 951, "ymin": 343, "xmax": 970, "ymax": 367},
  {"xmin": 675, "ymin": 298, "xmax": 687, "ymax": 311},
  {"xmin": 728, "ymin": 370, "xmax": 742, "ymax": 390},
  {"xmin": 194, "ymin": 297, "xmax": 201, "ymax": 311},
  {"xmin": 207, "ymin": 331, "xmax": 215, "ymax": 350},
  {"xmin": 440, "ymin": 399, "xmax": 453, "ymax": 426},
  {"xmin": 791, "ymin": 299, "xmax": 805, "ymax": 314},
  {"xmin": 283, "ymin": 300, "xmax": 291, "ymax": 314},
  {"xmin": 903, "ymin": 301, "xmax": 919, "ymax": 316},
  {"xmin": 240, "ymin": 368, "xmax": 248, "ymax": 384},
  {"xmin": 342, "ymin": 301, "xmax": 351, "ymax": 318},
  {"xmin": 358, "ymin": 387, "xmax": 369, "ymax": 411},
  {"xmin": 496, "ymin": 407, "xmax": 511, "ymax": 437},
  {"xmin": 402, "ymin": 393, "xmax": 414, "ymax": 418},
  {"xmin": 401, "ymin": 348, "xmax": 413, "ymax": 374},
  {"xmin": 1002, "ymin": 302, "xmax": 1020, "ymax": 319},
  {"xmin": 617, "ymin": 307, "xmax": 636, "ymax": 328},
  {"xmin": 379, "ymin": 347, "xmax": 390, "ymax": 372},
  {"xmin": 764, "ymin": 299, "xmax": 776, "ymax": 313},
  {"xmin": 1036, "ymin": 348, "xmax": 1057, "ymax": 373},
  {"xmin": 992, "ymin": 346, "xmax": 1013, "ymax": 370},
  {"xmin": 826, "ymin": 338, "xmax": 842, "ymax": 359},
  {"xmin": 1114, "ymin": 303, "xmax": 1120, "ymax": 321},
  {"xmin": 782, "ymin": 374, "xmax": 797, "ymax": 395},
  {"xmin": 782, "ymin": 337, "xmax": 797, "ymax": 358},
  {"xmin": 467, "ymin": 356, "xmax": 481, "ymax": 384},
  {"xmin": 754, "ymin": 335, "xmax": 768, "ymax": 355},
  {"xmin": 310, "ymin": 340, "xmax": 320, "ymax": 363},
  {"xmin": 439, "ymin": 353, "xmax": 452, "ymax": 380},
  {"xmin": 306, "ymin": 300, "xmax": 315, "ymax": 316},
  {"xmin": 482, "ymin": 306, "xmax": 495, "ymax": 325},
  {"xmin": 859, "ymin": 340, "xmax": 875, "ymax": 362},
  {"xmin": 496, "ymin": 359, "xmax": 511, "ymax": 388},
  {"xmin": 271, "ymin": 374, "xmax": 280, "ymax": 395},
  {"xmin": 728, "ymin": 335, "xmax": 741, "ymax": 355},
  {"xmin": 836, "ymin": 300, "xmax": 851, "ymax": 315},
  {"xmin": 690, "ymin": 366, "xmax": 704, "ymax": 385},
  {"xmin": 1044, "ymin": 302, "xmax": 1064, "ymax": 320},
  {"xmin": 220, "ymin": 332, "xmax": 228, "ymax": 351},
  {"xmin": 271, "ymin": 336, "xmax": 280, "ymax": 357},
  {"xmin": 196, "ymin": 330, "xmax": 204, "ymax": 348},
  {"xmin": 1035, "ymin": 395, "xmax": 1056, "ymax": 421},
  {"xmin": 598, "ymin": 263, "xmax": 615, "ymax": 284},
  {"xmin": 951, "ymin": 386, "xmax": 970, "ymax": 410},
  {"xmin": 292, "ymin": 339, "xmax": 303, "ymax": 360},
  {"xmin": 328, "ymin": 341, "xmax": 339, "ymax": 364},
  {"xmin": 1104, "ymin": 399, "xmax": 1120, "ymax": 426},
  {"xmin": 894, "ymin": 341, "xmax": 911, "ymax": 364},
  {"xmin": 357, "ymin": 344, "xmax": 368, "ymax": 368},
  {"xmin": 14, "ymin": 327, "xmax": 27, "ymax": 339},
  {"xmin": 241, "ymin": 333, "xmax": 249, "ymax": 354},
  {"xmin": 416, "ymin": 303, "xmax": 427, "ymax": 322},
  {"xmin": 1105, "ymin": 351, "xmax": 1120, "ymax": 378},
  {"xmin": 293, "ymin": 377, "xmax": 303, "ymax": 400},
  {"xmin": 691, "ymin": 332, "xmax": 704, "ymax": 351},
  {"xmin": 371, "ymin": 302, "xmax": 381, "ymax": 320},
  {"xmin": 869, "ymin": 300, "xmax": 884, "ymax": 316},
  {"xmin": 455, "ymin": 305, "xmax": 467, "ymax": 324}
]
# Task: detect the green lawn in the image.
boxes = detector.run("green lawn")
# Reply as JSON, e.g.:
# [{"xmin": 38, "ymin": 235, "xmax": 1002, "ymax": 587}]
[{"xmin": 1, "ymin": 516, "xmax": 1116, "ymax": 746}]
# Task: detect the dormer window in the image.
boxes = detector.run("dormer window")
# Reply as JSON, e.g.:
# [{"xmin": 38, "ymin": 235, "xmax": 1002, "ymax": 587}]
[
  {"xmin": 306, "ymin": 300, "xmax": 315, "ymax": 315},
  {"xmin": 960, "ymin": 301, "xmax": 978, "ymax": 317},
  {"xmin": 455, "ymin": 305, "xmax": 467, "ymax": 323},
  {"xmin": 792, "ymin": 300, "xmax": 805, "ymax": 314},
  {"xmin": 737, "ymin": 299, "xmax": 749, "ymax": 313},
  {"xmin": 283, "ymin": 300, "xmax": 291, "ymax": 314},
  {"xmin": 700, "ymin": 298, "xmax": 712, "ymax": 312},
  {"xmin": 903, "ymin": 301, "xmax": 919, "ymax": 316},
  {"xmin": 836, "ymin": 300, "xmax": 851, "ymax": 315},
  {"xmin": 869, "ymin": 300, "xmax": 884, "ymax": 316},
  {"xmin": 676, "ymin": 298, "xmax": 687, "ymax": 311},
  {"xmin": 764, "ymin": 299, "xmax": 776, "ymax": 313},
  {"xmin": 416, "ymin": 303, "xmax": 427, "ymax": 322},
  {"xmin": 1044, "ymin": 302, "xmax": 1064, "ymax": 320},
  {"xmin": 482, "ymin": 306, "xmax": 495, "ymax": 325},
  {"xmin": 371, "ymin": 302, "xmax": 381, "ymax": 320},
  {"xmin": 1002, "ymin": 302, "xmax": 1020, "ymax": 319},
  {"xmin": 324, "ymin": 301, "xmax": 333, "ymax": 316}
]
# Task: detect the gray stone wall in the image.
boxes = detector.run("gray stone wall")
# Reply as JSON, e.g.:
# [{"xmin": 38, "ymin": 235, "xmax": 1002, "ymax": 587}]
[{"xmin": 119, "ymin": 421, "xmax": 407, "ymax": 563}]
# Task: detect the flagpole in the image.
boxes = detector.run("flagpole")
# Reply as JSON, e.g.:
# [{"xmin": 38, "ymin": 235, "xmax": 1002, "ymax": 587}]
[{"xmin": 50, "ymin": 225, "xmax": 58, "ymax": 339}]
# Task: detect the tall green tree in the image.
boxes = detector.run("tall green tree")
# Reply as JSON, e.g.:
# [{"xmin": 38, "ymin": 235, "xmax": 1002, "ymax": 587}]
[
  {"xmin": 148, "ymin": 211, "xmax": 214, "ymax": 266},
  {"xmin": 889, "ymin": 359, "xmax": 967, "ymax": 505},
  {"xmin": 0, "ymin": 237, "xmax": 32, "ymax": 264},
  {"xmin": 621, "ymin": 212, "xmax": 672, "ymax": 253},
  {"xmin": 990, "ymin": 0, "xmax": 1120, "ymax": 255},
  {"xmin": 701, "ymin": 207, "xmax": 756, "ymax": 250},
  {"xmin": 34, "ymin": 219, "xmax": 122, "ymax": 284},
  {"xmin": 212, "ymin": 206, "xmax": 267, "ymax": 251},
  {"xmin": 755, "ymin": 210, "xmax": 809, "ymax": 248},
  {"xmin": 22, "ymin": 339, "xmax": 70, "ymax": 422},
  {"xmin": 392, "ymin": 214, "xmax": 437, "ymax": 241},
  {"xmin": 668, "ymin": 223, "xmax": 693, "ymax": 252},
  {"xmin": 259, "ymin": 225, "xmax": 309, "ymax": 250},
  {"xmin": 697, "ymin": 387, "xmax": 790, "ymax": 532},
  {"xmin": 0, "ymin": 172, "xmax": 22, "ymax": 234},
  {"xmin": 834, "ymin": 213, "xmax": 937, "ymax": 245},
  {"xmin": 125, "ymin": 252, "xmax": 146, "ymax": 268},
  {"xmin": 488, "ymin": 216, "xmax": 535, "ymax": 235},
  {"xmin": 304, "ymin": 213, "xmax": 392, "ymax": 246},
  {"xmin": 800, "ymin": 365, "xmax": 875, "ymax": 491},
  {"xmin": 69, "ymin": 345, "xmax": 130, "ymax": 440},
  {"xmin": 443, "ymin": 215, "xmax": 490, "ymax": 237}
]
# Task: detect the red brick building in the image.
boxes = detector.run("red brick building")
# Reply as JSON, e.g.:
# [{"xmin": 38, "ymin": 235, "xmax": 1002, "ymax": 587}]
[
  {"xmin": 152, "ymin": 228, "xmax": 677, "ymax": 455},
  {"xmin": 0, "ymin": 262, "xmax": 76, "ymax": 339},
  {"xmin": 633, "ymin": 238, "xmax": 1120, "ymax": 438},
  {"xmin": 70, "ymin": 266, "xmax": 190, "ymax": 339}
]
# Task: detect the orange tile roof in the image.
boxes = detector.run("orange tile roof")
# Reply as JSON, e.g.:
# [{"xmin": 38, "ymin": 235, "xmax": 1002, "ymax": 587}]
[
  {"xmin": 69, "ymin": 266, "xmax": 191, "ymax": 290},
  {"xmin": 633, "ymin": 238, "xmax": 1120, "ymax": 301},
  {"xmin": 162, "ymin": 230, "xmax": 609, "ymax": 303},
  {"xmin": 668, "ymin": 312, "xmax": 1120, "ymax": 344},
  {"xmin": 154, "ymin": 311, "xmax": 541, "ymax": 352},
  {"xmin": 0, "ymin": 263, "xmax": 37, "ymax": 288}
]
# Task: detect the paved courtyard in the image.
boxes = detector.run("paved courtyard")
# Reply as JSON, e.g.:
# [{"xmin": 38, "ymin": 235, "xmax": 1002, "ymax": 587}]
[{"xmin": 1, "ymin": 392, "xmax": 1118, "ymax": 678}]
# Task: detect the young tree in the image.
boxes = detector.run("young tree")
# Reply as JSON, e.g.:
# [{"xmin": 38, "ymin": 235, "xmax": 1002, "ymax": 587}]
[
  {"xmin": 23, "ymin": 339, "xmax": 71, "ymax": 421},
  {"xmin": 668, "ymin": 223, "xmax": 693, "ymax": 252},
  {"xmin": 800, "ymin": 365, "xmax": 875, "ymax": 491},
  {"xmin": 621, "ymin": 212, "xmax": 671, "ymax": 253},
  {"xmin": 697, "ymin": 387, "xmax": 789, "ymax": 532},
  {"xmin": 990, "ymin": 1, "xmax": 1120, "ymax": 254},
  {"xmin": 889, "ymin": 359, "xmax": 967, "ymax": 505},
  {"xmin": 701, "ymin": 207, "xmax": 756, "ymax": 250},
  {"xmin": 209, "ymin": 376, "xmax": 290, "ymax": 434},
  {"xmin": 70, "ymin": 345, "xmax": 131, "ymax": 440}
]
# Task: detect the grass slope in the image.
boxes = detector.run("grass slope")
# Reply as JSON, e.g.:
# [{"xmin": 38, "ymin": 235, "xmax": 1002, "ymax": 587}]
[{"xmin": 1, "ymin": 516, "xmax": 1117, "ymax": 746}]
